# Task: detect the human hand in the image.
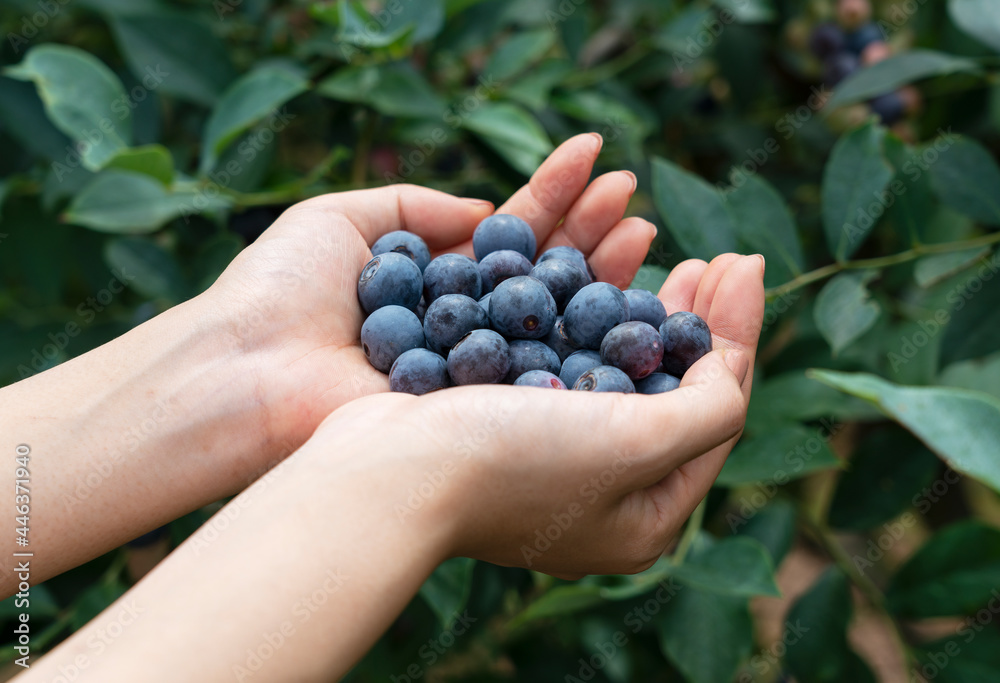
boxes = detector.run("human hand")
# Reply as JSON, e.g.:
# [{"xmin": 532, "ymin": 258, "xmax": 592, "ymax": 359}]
[
  {"xmin": 303, "ymin": 254, "xmax": 764, "ymax": 578},
  {"xmin": 204, "ymin": 133, "xmax": 656, "ymax": 457}
]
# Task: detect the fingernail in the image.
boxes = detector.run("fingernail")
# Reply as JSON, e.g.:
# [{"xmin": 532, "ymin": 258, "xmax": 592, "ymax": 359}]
[
  {"xmin": 722, "ymin": 349, "xmax": 749, "ymax": 385},
  {"xmin": 463, "ymin": 198, "xmax": 494, "ymax": 209},
  {"xmin": 588, "ymin": 132, "xmax": 604, "ymax": 155},
  {"xmin": 622, "ymin": 170, "xmax": 638, "ymax": 194},
  {"xmin": 754, "ymin": 254, "xmax": 765, "ymax": 276}
]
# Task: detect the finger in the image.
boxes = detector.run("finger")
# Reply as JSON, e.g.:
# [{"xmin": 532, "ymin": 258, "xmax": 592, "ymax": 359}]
[
  {"xmin": 289, "ymin": 185, "xmax": 495, "ymax": 251},
  {"xmin": 585, "ymin": 217, "xmax": 657, "ymax": 289},
  {"xmin": 691, "ymin": 253, "xmax": 743, "ymax": 319},
  {"xmin": 705, "ymin": 255, "xmax": 766, "ymax": 394},
  {"xmin": 495, "ymin": 133, "xmax": 604, "ymax": 247},
  {"xmin": 657, "ymin": 259, "xmax": 708, "ymax": 314},
  {"xmin": 538, "ymin": 171, "xmax": 637, "ymax": 256}
]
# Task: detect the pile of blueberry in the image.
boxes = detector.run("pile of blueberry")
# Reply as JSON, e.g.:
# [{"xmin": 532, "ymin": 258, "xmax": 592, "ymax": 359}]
[
  {"xmin": 810, "ymin": 0, "xmax": 918, "ymax": 125},
  {"xmin": 357, "ymin": 214, "xmax": 712, "ymax": 395}
]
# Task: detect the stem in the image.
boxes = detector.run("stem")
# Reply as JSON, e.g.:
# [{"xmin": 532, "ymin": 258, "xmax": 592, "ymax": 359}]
[
  {"xmin": 671, "ymin": 498, "xmax": 707, "ymax": 565},
  {"xmin": 351, "ymin": 110, "xmax": 379, "ymax": 187},
  {"xmin": 562, "ymin": 43, "xmax": 651, "ymax": 88},
  {"xmin": 766, "ymin": 231, "xmax": 1000, "ymax": 300}
]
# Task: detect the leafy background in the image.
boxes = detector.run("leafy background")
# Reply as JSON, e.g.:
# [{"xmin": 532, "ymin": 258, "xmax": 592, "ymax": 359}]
[{"xmin": 2, "ymin": 0, "xmax": 1000, "ymax": 680}]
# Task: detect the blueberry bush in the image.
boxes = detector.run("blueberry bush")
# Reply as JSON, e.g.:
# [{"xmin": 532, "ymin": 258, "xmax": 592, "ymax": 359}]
[{"xmin": 3, "ymin": 0, "xmax": 1000, "ymax": 680}]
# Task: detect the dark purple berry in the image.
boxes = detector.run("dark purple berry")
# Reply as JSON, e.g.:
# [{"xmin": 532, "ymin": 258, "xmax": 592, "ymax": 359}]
[
  {"xmin": 600, "ymin": 321, "xmax": 665, "ymax": 380},
  {"xmin": 660, "ymin": 311, "xmax": 712, "ymax": 378},
  {"xmin": 514, "ymin": 370, "xmax": 566, "ymax": 389}
]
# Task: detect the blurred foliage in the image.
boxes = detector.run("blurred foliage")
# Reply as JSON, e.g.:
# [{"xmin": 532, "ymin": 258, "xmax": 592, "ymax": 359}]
[{"xmin": 3, "ymin": 0, "xmax": 1000, "ymax": 680}]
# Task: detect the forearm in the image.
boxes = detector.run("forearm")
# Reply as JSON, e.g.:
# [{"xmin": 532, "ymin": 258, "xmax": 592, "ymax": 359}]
[
  {"xmin": 22, "ymin": 429, "xmax": 451, "ymax": 682},
  {"xmin": 0, "ymin": 295, "xmax": 272, "ymax": 592}
]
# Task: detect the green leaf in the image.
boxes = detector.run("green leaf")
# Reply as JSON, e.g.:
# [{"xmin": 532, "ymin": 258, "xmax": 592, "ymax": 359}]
[
  {"xmin": 939, "ymin": 352, "xmax": 1000, "ymax": 401},
  {"xmin": 828, "ymin": 427, "xmax": 941, "ymax": 531},
  {"xmin": 201, "ymin": 64, "xmax": 309, "ymax": 174},
  {"xmin": 419, "ymin": 558, "xmax": 475, "ymax": 629},
  {"xmin": 940, "ymin": 264, "xmax": 1000, "ymax": 365},
  {"xmin": 326, "ymin": 0, "xmax": 416, "ymax": 48},
  {"xmin": 887, "ymin": 522, "xmax": 1000, "ymax": 618},
  {"xmin": 0, "ymin": 77, "xmax": 73, "ymax": 161},
  {"xmin": 0, "ymin": 583, "xmax": 59, "ymax": 621},
  {"xmin": 746, "ymin": 371, "xmax": 882, "ymax": 429},
  {"xmin": 914, "ymin": 247, "xmax": 993, "ymax": 288},
  {"xmin": 109, "ymin": 12, "xmax": 236, "ymax": 107},
  {"xmin": 552, "ymin": 90, "xmax": 651, "ymax": 141},
  {"xmin": 629, "ymin": 264, "xmax": 670, "ymax": 294},
  {"xmin": 736, "ymin": 499, "xmax": 797, "ymax": 567},
  {"xmin": 485, "ymin": 29, "xmax": 556, "ymax": 81},
  {"xmin": 317, "ymin": 63, "xmax": 444, "ymax": 120},
  {"xmin": 929, "ymin": 136, "xmax": 1000, "ymax": 225},
  {"xmin": 65, "ymin": 170, "xmax": 229, "ymax": 233},
  {"xmin": 462, "ymin": 102, "xmax": 553, "ymax": 176},
  {"xmin": 717, "ymin": 424, "xmax": 841, "ymax": 486},
  {"xmin": 917, "ymin": 627, "xmax": 1000, "ymax": 683},
  {"xmin": 651, "ymin": 157, "xmax": 739, "ymax": 261},
  {"xmin": 668, "ymin": 536, "xmax": 780, "ymax": 598},
  {"xmin": 883, "ymin": 133, "xmax": 934, "ymax": 246},
  {"xmin": 826, "ymin": 50, "xmax": 981, "ymax": 110},
  {"xmin": 726, "ymin": 175, "xmax": 805, "ymax": 288},
  {"xmin": 949, "ymin": 0, "xmax": 1000, "ymax": 53},
  {"xmin": 5, "ymin": 45, "xmax": 131, "ymax": 170},
  {"xmin": 106, "ymin": 144, "xmax": 174, "ymax": 185},
  {"xmin": 785, "ymin": 567, "xmax": 875, "ymax": 683},
  {"xmin": 104, "ymin": 237, "xmax": 186, "ymax": 300},
  {"xmin": 821, "ymin": 122, "xmax": 894, "ymax": 261},
  {"xmin": 504, "ymin": 59, "xmax": 573, "ymax": 110},
  {"xmin": 814, "ymin": 271, "xmax": 882, "ymax": 355},
  {"xmin": 70, "ymin": 580, "xmax": 128, "ymax": 630},
  {"xmin": 809, "ymin": 370, "xmax": 1000, "ymax": 494}
]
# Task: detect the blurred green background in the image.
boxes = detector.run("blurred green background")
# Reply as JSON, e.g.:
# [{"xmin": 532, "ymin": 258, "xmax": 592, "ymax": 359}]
[{"xmin": 3, "ymin": 0, "xmax": 1000, "ymax": 680}]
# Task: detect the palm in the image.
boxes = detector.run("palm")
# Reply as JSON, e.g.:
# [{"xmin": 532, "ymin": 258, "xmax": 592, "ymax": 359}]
[{"xmin": 209, "ymin": 134, "xmax": 657, "ymax": 449}]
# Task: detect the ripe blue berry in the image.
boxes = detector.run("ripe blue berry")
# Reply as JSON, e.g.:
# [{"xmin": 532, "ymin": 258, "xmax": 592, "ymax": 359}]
[
  {"xmin": 559, "ymin": 349, "xmax": 602, "ymax": 388},
  {"xmin": 635, "ymin": 373, "xmax": 681, "ymax": 395},
  {"xmin": 600, "ymin": 321, "xmax": 664, "ymax": 380},
  {"xmin": 357, "ymin": 253, "xmax": 422, "ymax": 314},
  {"xmin": 514, "ymin": 370, "xmax": 567, "ymax": 389},
  {"xmin": 505, "ymin": 339, "xmax": 561, "ymax": 383},
  {"xmin": 390, "ymin": 349, "xmax": 450, "ymax": 395},
  {"xmin": 844, "ymin": 23, "xmax": 883, "ymax": 56},
  {"xmin": 530, "ymin": 259, "xmax": 589, "ymax": 312},
  {"xmin": 869, "ymin": 91, "xmax": 905, "ymax": 125},
  {"xmin": 823, "ymin": 53, "xmax": 859, "ymax": 86},
  {"xmin": 423, "ymin": 254, "xmax": 482, "ymax": 302},
  {"xmin": 423, "ymin": 294, "xmax": 489, "ymax": 355},
  {"xmin": 660, "ymin": 311, "xmax": 712, "ymax": 378},
  {"xmin": 809, "ymin": 22, "xmax": 844, "ymax": 59},
  {"xmin": 478, "ymin": 250, "xmax": 533, "ymax": 293},
  {"xmin": 361, "ymin": 305, "xmax": 425, "ymax": 373},
  {"xmin": 473, "ymin": 214, "xmax": 537, "ymax": 261},
  {"xmin": 625, "ymin": 289, "xmax": 668, "ymax": 329},
  {"xmin": 478, "ymin": 293, "xmax": 491, "ymax": 314},
  {"xmin": 447, "ymin": 329, "xmax": 510, "ymax": 385},
  {"xmin": 371, "ymin": 230, "xmax": 431, "ymax": 272},
  {"xmin": 542, "ymin": 315, "xmax": 579, "ymax": 362},
  {"xmin": 572, "ymin": 365, "xmax": 635, "ymax": 393},
  {"xmin": 489, "ymin": 276, "xmax": 557, "ymax": 339},
  {"xmin": 563, "ymin": 282, "xmax": 630, "ymax": 350},
  {"xmin": 536, "ymin": 246, "xmax": 593, "ymax": 283}
]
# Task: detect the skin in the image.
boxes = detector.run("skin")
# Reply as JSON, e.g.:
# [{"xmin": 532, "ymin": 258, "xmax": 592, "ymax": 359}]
[{"xmin": 2, "ymin": 133, "xmax": 765, "ymax": 682}]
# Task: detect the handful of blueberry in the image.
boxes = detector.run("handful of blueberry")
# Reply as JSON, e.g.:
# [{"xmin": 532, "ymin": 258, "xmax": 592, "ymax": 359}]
[{"xmin": 358, "ymin": 214, "xmax": 712, "ymax": 395}]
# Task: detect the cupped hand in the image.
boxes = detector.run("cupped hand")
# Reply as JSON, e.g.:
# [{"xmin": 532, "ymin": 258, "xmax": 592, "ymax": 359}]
[
  {"xmin": 306, "ymin": 254, "xmax": 765, "ymax": 578},
  {"xmin": 204, "ymin": 133, "xmax": 655, "ymax": 454}
]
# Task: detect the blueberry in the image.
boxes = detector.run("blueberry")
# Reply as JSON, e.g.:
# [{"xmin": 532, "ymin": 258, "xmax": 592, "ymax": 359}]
[
  {"xmin": 635, "ymin": 373, "xmax": 681, "ymax": 395},
  {"xmin": 530, "ymin": 259, "xmax": 589, "ymax": 312},
  {"xmin": 572, "ymin": 365, "xmax": 635, "ymax": 393},
  {"xmin": 505, "ymin": 339, "xmax": 562, "ymax": 383},
  {"xmin": 563, "ymin": 282, "xmax": 630, "ymax": 350},
  {"xmin": 473, "ymin": 214, "xmax": 537, "ymax": 261},
  {"xmin": 423, "ymin": 253, "xmax": 482, "ymax": 302},
  {"xmin": 869, "ymin": 91, "xmax": 905, "ymax": 125},
  {"xmin": 809, "ymin": 22, "xmax": 844, "ymax": 59},
  {"xmin": 489, "ymin": 276, "xmax": 557, "ymax": 339},
  {"xmin": 371, "ymin": 231, "xmax": 431, "ymax": 272},
  {"xmin": 478, "ymin": 293, "xmax": 491, "ymax": 314},
  {"xmin": 514, "ymin": 370, "xmax": 567, "ymax": 389},
  {"xmin": 361, "ymin": 305, "xmax": 425, "ymax": 373},
  {"xmin": 844, "ymin": 23, "xmax": 883, "ymax": 56},
  {"xmin": 625, "ymin": 289, "xmax": 668, "ymax": 329},
  {"xmin": 660, "ymin": 311, "xmax": 712, "ymax": 378},
  {"xmin": 536, "ymin": 246, "xmax": 593, "ymax": 283},
  {"xmin": 542, "ymin": 316, "xmax": 579, "ymax": 362},
  {"xmin": 416, "ymin": 296, "xmax": 428, "ymax": 323},
  {"xmin": 357, "ymin": 253, "xmax": 422, "ymax": 314},
  {"xmin": 447, "ymin": 329, "xmax": 511, "ymax": 385},
  {"xmin": 823, "ymin": 52, "xmax": 860, "ymax": 86},
  {"xmin": 390, "ymin": 348, "xmax": 450, "ymax": 395},
  {"xmin": 478, "ymin": 250, "xmax": 533, "ymax": 293},
  {"xmin": 600, "ymin": 321, "xmax": 664, "ymax": 380},
  {"xmin": 423, "ymin": 294, "xmax": 489, "ymax": 355},
  {"xmin": 558, "ymin": 349, "xmax": 602, "ymax": 388}
]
